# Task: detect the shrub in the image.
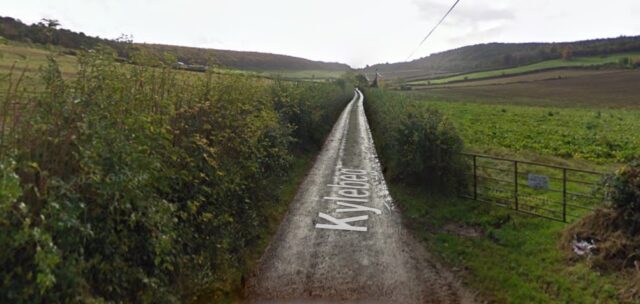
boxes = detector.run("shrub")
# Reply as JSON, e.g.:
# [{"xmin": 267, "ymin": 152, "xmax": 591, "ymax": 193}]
[
  {"xmin": 607, "ymin": 161, "xmax": 640, "ymax": 230},
  {"xmin": 619, "ymin": 57, "xmax": 631, "ymax": 66},
  {"xmin": 395, "ymin": 107, "xmax": 465, "ymax": 188},
  {"xmin": 363, "ymin": 89, "xmax": 466, "ymax": 192}
]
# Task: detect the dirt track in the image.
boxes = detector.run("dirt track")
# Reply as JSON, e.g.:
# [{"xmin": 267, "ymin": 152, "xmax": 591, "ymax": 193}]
[{"xmin": 244, "ymin": 90, "xmax": 475, "ymax": 303}]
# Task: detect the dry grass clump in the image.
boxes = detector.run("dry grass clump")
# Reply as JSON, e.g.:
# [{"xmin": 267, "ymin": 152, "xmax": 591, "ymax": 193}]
[
  {"xmin": 562, "ymin": 161, "xmax": 640, "ymax": 301},
  {"xmin": 562, "ymin": 209, "xmax": 640, "ymax": 271}
]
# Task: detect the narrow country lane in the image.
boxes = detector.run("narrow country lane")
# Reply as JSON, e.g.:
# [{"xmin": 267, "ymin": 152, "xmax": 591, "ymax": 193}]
[{"xmin": 245, "ymin": 90, "xmax": 475, "ymax": 303}]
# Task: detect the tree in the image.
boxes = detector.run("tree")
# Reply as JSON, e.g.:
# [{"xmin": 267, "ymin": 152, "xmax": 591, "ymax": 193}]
[
  {"xmin": 37, "ymin": 18, "xmax": 61, "ymax": 45},
  {"xmin": 619, "ymin": 57, "xmax": 630, "ymax": 67},
  {"xmin": 40, "ymin": 18, "xmax": 60, "ymax": 29},
  {"xmin": 502, "ymin": 54, "xmax": 514, "ymax": 66},
  {"xmin": 561, "ymin": 46, "xmax": 573, "ymax": 60},
  {"xmin": 354, "ymin": 74, "xmax": 369, "ymax": 88}
]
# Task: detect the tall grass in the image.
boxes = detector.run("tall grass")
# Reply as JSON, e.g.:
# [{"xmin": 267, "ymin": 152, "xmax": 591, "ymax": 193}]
[{"xmin": 0, "ymin": 46, "xmax": 351, "ymax": 302}]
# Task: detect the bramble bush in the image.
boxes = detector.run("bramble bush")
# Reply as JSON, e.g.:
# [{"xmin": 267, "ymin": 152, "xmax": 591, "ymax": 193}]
[
  {"xmin": 362, "ymin": 88, "xmax": 466, "ymax": 192},
  {"xmin": 607, "ymin": 161, "xmax": 640, "ymax": 231},
  {"xmin": 563, "ymin": 160, "xmax": 640, "ymax": 274},
  {"xmin": 0, "ymin": 46, "xmax": 351, "ymax": 302}
]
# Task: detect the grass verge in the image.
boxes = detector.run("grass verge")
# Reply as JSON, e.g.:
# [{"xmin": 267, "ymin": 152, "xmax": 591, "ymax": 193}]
[{"xmin": 390, "ymin": 182, "xmax": 630, "ymax": 303}]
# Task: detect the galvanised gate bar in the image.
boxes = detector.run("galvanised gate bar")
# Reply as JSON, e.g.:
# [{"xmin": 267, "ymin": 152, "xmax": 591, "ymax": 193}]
[{"xmin": 460, "ymin": 153, "xmax": 607, "ymax": 223}]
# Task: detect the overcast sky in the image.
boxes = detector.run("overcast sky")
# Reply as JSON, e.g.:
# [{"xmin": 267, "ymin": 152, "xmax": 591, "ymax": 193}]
[{"xmin": 3, "ymin": 0, "xmax": 640, "ymax": 68}]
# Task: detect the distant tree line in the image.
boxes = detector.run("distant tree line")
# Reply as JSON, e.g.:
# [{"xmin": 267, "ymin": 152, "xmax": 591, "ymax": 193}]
[
  {"xmin": 0, "ymin": 16, "xmax": 350, "ymax": 72},
  {"xmin": 0, "ymin": 16, "xmax": 127, "ymax": 54}
]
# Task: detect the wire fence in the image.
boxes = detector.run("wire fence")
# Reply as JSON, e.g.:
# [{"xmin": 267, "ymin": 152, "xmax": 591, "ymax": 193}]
[{"xmin": 460, "ymin": 153, "xmax": 608, "ymax": 223}]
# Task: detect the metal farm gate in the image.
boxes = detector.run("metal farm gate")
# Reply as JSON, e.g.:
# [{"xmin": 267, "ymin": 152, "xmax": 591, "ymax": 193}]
[{"xmin": 460, "ymin": 153, "xmax": 607, "ymax": 223}]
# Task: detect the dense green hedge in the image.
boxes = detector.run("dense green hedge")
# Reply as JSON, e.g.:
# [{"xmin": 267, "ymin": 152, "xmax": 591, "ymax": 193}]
[
  {"xmin": 362, "ymin": 88, "xmax": 466, "ymax": 191},
  {"xmin": 607, "ymin": 161, "xmax": 640, "ymax": 229},
  {"xmin": 0, "ymin": 47, "xmax": 351, "ymax": 302}
]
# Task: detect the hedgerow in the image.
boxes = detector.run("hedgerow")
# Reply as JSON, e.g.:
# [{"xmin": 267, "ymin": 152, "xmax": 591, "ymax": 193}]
[
  {"xmin": 0, "ymin": 47, "xmax": 351, "ymax": 302},
  {"xmin": 362, "ymin": 88, "xmax": 466, "ymax": 192}
]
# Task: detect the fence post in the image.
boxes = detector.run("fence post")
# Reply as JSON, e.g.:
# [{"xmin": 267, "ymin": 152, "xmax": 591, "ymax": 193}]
[
  {"xmin": 473, "ymin": 155, "xmax": 477, "ymax": 200},
  {"xmin": 514, "ymin": 161, "xmax": 519, "ymax": 211},
  {"xmin": 563, "ymin": 168, "xmax": 567, "ymax": 222}
]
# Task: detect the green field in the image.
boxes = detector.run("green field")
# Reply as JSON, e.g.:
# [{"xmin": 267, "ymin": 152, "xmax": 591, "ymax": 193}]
[
  {"xmin": 0, "ymin": 41, "xmax": 78, "ymax": 93},
  {"xmin": 371, "ymin": 88, "xmax": 640, "ymax": 165},
  {"xmin": 396, "ymin": 67, "xmax": 640, "ymax": 165},
  {"xmin": 0, "ymin": 41, "xmax": 78, "ymax": 74},
  {"xmin": 264, "ymin": 69, "xmax": 347, "ymax": 80},
  {"xmin": 428, "ymin": 101, "xmax": 640, "ymax": 164},
  {"xmin": 408, "ymin": 52, "xmax": 640, "ymax": 85}
]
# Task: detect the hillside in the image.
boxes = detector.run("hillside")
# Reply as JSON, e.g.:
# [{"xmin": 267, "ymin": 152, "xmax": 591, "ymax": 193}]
[
  {"xmin": 0, "ymin": 16, "xmax": 350, "ymax": 72},
  {"xmin": 406, "ymin": 52, "xmax": 640, "ymax": 86},
  {"xmin": 362, "ymin": 36, "xmax": 640, "ymax": 80},
  {"xmin": 407, "ymin": 69, "xmax": 640, "ymax": 108},
  {"xmin": 136, "ymin": 43, "xmax": 349, "ymax": 72}
]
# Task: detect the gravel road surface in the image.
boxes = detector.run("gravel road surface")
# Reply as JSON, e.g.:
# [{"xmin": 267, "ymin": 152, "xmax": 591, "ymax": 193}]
[{"xmin": 245, "ymin": 89, "xmax": 475, "ymax": 303}]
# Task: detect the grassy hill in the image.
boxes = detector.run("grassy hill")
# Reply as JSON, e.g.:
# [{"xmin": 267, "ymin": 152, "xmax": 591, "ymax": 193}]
[
  {"xmin": 138, "ymin": 43, "xmax": 349, "ymax": 72},
  {"xmin": 0, "ymin": 16, "xmax": 350, "ymax": 74},
  {"xmin": 363, "ymin": 36, "xmax": 640, "ymax": 80},
  {"xmin": 407, "ymin": 52, "xmax": 640, "ymax": 86}
]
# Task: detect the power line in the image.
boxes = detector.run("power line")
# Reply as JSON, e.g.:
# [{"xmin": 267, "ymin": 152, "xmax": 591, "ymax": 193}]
[{"xmin": 406, "ymin": 0, "xmax": 461, "ymax": 61}]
